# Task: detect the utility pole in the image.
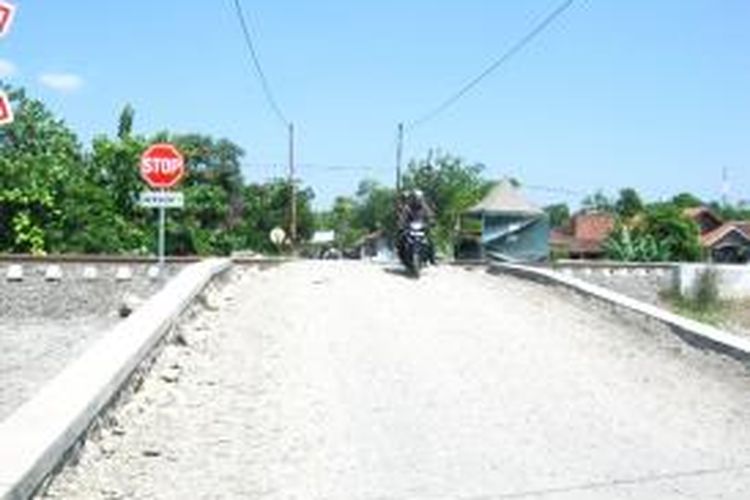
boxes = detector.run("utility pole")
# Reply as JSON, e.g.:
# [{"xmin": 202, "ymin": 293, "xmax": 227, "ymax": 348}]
[
  {"xmin": 289, "ymin": 122, "xmax": 297, "ymax": 244},
  {"xmin": 396, "ymin": 122, "xmax": 404, "ymax": 192}
]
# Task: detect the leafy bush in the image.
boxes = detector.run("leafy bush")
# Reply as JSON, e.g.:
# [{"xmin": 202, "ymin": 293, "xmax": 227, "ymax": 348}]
[
  {"xmin": 604, "ymin": 205, "xmax": 701, "ymax": 263},
  {"xmin": 603, "ymin": 225, "xmax": 669, "ymax": 262},
  {"xmin": 640, "ymin": 204, "xmax": 702, "ymax": 262}
]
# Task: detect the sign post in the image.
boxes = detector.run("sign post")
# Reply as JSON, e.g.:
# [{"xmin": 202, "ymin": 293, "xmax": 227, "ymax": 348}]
[
  {"xmin": 139, "ymin": 143, "xmax": 185, "ymax": 267},
  {"xmin": 159, "ymin": 197, "xmax": 166, "ymax": 268},
  {"xmin": 0, "ymin": 1, "xmax": 16, "ymax": 38}
]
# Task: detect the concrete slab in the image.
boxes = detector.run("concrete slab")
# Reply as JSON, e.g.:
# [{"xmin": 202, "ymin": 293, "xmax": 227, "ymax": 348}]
[
  {"xmin": 6, "ymin": 265, "xmax": 22, "ymax": 282},
  {"xmin": 44, "ymin": 266, "xmax": 62, "ymax": 282}
]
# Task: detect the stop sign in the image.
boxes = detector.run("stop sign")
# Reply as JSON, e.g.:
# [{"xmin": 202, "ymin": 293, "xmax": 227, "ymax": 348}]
[
  {"xmin": 0, "ymin": 91, "xmax": 12, "ymax": 125},
  {"xmin": 140, "ymin": 143, "xmax": 185, "ymax": 189},
  {"xmin": 0, "ymin": 1, "xmax": 16, "ymax": 38}
]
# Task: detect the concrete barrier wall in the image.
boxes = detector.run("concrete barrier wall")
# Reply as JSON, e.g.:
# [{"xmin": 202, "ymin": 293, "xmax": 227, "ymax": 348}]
[
  {"xmin": 541, "ymin": 261, "xmax": 750, "ymax": 302},
  {"xmin": 540, "ymin": 262, "xmax": 676, "ymax": 304},
  {"xmin": 0, "ymin": 259, "xmax": 231, "ymax": 500},
  {"xmin": 676, "ymin": 264, "xmax": 750, "ymax": 300}
]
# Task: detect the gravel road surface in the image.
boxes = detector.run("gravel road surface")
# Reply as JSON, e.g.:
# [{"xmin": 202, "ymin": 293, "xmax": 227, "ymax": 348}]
[
  {"xmin": 0, "ymin": 318, "xmax": 117, "ymax": 421},
  {"xmin": 46, "ymin": 262, "xmax": 750, "ymax": 499},
  {"xmin": 0, "ymin": 265, "xmax": 180, "ymax": 421}
]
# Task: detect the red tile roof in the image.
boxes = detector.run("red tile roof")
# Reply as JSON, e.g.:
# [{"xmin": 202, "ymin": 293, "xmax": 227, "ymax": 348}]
[
  {"xmin": 730, "ymin": 221, "xmax": 750, "ymax": 238},
  {"xmin": 551, "ymin": 212, "xmax": 615, "ymax": 257},
  {"xmin": 683, "ymin": 207, "xmax": 723, "ymax": 235},
  {"xmin": 572, "ymin": 212, "xmax": 616, "ymax": 241},
  {"xmin": 700, "ymin": 223, "xmax": 750, "ymax": 247}
]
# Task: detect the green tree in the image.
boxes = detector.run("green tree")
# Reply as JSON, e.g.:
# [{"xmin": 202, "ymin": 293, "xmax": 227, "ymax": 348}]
[
  {"xmin": 544, "ymin": 203, "xmax": 570, "ymax": 228},
  {"xmin": 615, "ymin": 188, "xmax": 644, "ymax": 219},
  {"xmin": 402, "ymin": 151, "xmax": 491, "ymax": 250},
  {"xmin": 581, "ymin": 190, "xmax": 614, "ymax": 213},
  {"xmin": 641, "ymin": 205, "xmax": 701, "ymax": 261},
  {"xmin": 0, "ymin": 86, "xmax": 84, "ymax": 253},
  {"xmin": 671, "ymin": 192, "xmax": 703, "ymax": 210},
  {"xmin": 604, "ymin": 225, "xmax": 669, "ymax": 262},
  {"xmin": 239, "ymin": 178, "xmax": 316, "ymax": 254},
  {"xmin": 329, "ymin": 196, "xmax": 363, "ymax": 247},
  {"xmin": 89, "ymin": 134, "xmax": 149, "ymax": 220},
  {"xmin": 118, "ymin": 104, "xmax": 135, "ymax": 140},
  {"xmin": 154, "ymin": 133, "xmax": 248, "ymax": 255},
  {"xmin": 354, "ymin": 180, "xmax": 397, "ymax": 237},
  {"xmin": 709, "ymin": 201, "xmax": 750, "ymax": 222}
]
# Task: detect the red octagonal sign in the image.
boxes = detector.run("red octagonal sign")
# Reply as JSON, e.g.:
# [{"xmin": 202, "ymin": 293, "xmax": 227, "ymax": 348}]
[
  {"xmin": 0, "ymin": 91, "xmax": 12, "ymax": 126},
  {"xmin": 0, "ymin": 1, "xmax": 16, "ymax": 38},
  {"xmin": 140, "ymin": 143, "xmax": 185, "ymax": 189}
]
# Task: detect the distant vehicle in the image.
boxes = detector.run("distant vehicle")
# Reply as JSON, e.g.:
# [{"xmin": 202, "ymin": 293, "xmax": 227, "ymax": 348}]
[
  {"xmin": 321, "ymin": 248, "xmax": 342, "ymax": 260},
  {"xmin": 397, "ymin": 220, "xmax": 431, "ymax": 277}
]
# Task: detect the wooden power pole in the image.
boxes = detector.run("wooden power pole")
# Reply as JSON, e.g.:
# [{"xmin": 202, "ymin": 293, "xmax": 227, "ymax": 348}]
[
  {"xmin": 396, "ymin": 122, "xmax": 404, "ymax": 192},
  {"xmin": 289, "ymin": 122, "xmax": 297, "ymax": 244}
]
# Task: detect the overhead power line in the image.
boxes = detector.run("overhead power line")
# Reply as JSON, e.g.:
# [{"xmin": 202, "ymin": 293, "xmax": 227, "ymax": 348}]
[
  {"xmin": 524, "ymin": 183, "xmax": 587, "ymax": 197},
  {"xmin": 232, "ymin": 0, "xmax": 289, "ymax": 127},
  {"xmin": 407, "ymin": 0, "xmax": 575, "ymax": 131},
  {"xmin": 243, "ymin": 162, "xmax": 389, "ymax": 173}
]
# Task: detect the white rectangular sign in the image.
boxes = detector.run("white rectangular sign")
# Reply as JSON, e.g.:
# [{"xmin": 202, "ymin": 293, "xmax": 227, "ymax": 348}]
[{"xmin": 139, "ymin": 191, "xmax": 184, "ymax": 209}]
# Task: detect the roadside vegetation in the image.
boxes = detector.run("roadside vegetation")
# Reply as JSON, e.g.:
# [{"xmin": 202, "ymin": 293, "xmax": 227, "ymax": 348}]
[
  {"xmin": 660, "ymin": 268, "xmax": 726, "ymax": 326},
  {"xmin": 316, "ymin": 152, "xmax": 493, "ymax": 255},
  {"xmin": 2, "ymin": 82, "xmax": 748, "ymax": 259},
  {"xmin": 660, "ymin": 269, "xmax": 750, "ymax": 337},
  {"xmin": 1, "ymin": 83, "xmax": 494, "ymax": 257},
  {"xmin": 546, "ymin": 187, "xmax": 750, "ymax": 263},
  {"xmin": 0, "ymin": 84, "xmax": 314, "ymax": 256}
]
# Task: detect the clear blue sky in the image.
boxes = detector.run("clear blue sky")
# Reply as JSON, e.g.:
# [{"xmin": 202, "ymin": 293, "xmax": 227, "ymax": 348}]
[{"xmin": 2, "ymin": 1, "xmax": 749, "ymax": 209}]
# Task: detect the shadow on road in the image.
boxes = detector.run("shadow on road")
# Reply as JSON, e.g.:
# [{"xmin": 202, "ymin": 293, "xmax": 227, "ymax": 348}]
[{"xmin": 383, "ymin": 266, "xmax": 419, "ymax": 280}]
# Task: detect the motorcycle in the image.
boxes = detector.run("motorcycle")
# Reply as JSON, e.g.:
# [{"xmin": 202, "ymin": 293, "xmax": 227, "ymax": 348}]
[{"xmin": 398, "ymin": 220, "xmax": 431, "ymax": 277}]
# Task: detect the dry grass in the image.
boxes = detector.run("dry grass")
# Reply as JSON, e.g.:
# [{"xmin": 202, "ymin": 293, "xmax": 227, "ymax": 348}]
[{"xmin": 723, "ymin": 299, "xmax": 750, "ymax": 337}]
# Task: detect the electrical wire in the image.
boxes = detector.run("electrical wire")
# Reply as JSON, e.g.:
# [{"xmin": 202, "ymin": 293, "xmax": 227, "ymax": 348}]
[
  {"xmin": 524, "ymin": 183, "xmax": 587, "ymax": 197},
  {"xmin": 407, "ymin": 0, "xmax": 575, "ymax": 131},
  {"xmin": 243, "ymin": 162, "xmax": 389, "ymax": 173},
  {"xmin": 232, "ymin": 0, "xmax": 289, "ymax": 127}
]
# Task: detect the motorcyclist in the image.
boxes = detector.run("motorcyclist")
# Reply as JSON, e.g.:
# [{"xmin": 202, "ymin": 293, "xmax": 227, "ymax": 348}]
[{"xmin": 397, "ymin": 189, "xmax": 436, "ymax": 265}]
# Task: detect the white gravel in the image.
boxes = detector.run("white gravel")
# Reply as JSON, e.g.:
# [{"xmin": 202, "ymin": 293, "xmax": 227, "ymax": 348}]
[
  {"xmin": 44, "ymin": 262, "xmax": 750, "ymax": 499},
  {"xmin": 0, "ymin": 318, "xmax": 117, "ymax": 421}
]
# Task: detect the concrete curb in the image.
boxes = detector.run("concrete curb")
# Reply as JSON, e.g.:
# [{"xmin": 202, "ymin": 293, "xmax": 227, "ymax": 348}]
[
  {"xmin": 491, "ymin": 263, "xmax": 750, "ymax": 363},
  {"xmin": 0, "ymin": 258, "xmax": 231, "ymax": 500}
]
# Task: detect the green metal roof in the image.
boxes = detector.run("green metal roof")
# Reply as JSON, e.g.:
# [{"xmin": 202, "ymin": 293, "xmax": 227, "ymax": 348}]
[{"xmin": 466, "ymin": 179, "xmax": 543, "ymax": 216}]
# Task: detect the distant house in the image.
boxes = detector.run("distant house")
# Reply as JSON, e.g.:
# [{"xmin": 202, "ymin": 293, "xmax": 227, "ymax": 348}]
[
  {"xmin": 684, "ymin": 207, "xmax": 750, "ymax": 263},
  {"xmin": 550, "ymin": 212, "xmax": 616, "ymax": 260},
  {"xmin": 456, "ymin": 180, "xmax": 549, "ymax": 262},
  {"xmin": 684, "ymin": 207, "xmax": 723, "ymax": 234}
]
